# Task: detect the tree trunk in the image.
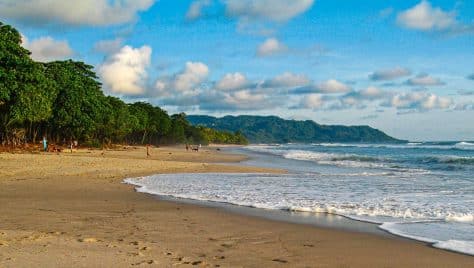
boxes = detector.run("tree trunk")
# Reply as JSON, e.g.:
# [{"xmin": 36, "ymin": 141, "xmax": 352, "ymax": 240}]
[{"xmin": 141, "ymin": 130, "xmax": 147, "ymax": 144}]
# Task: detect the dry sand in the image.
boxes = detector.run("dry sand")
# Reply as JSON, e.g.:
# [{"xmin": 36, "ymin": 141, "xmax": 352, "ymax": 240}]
[{"xmin": 0, "ymin": 146, "xmax": 472, "ymax": 267}]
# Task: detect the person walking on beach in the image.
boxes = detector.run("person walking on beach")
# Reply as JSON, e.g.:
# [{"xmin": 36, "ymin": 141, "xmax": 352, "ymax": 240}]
[
  {"xmin": 146, "ymin": 144, "xmax": 151, "ymax": 158},
  {"xmin": 42, "ymin": 136, "xmax": 48, "ymax": 152}
]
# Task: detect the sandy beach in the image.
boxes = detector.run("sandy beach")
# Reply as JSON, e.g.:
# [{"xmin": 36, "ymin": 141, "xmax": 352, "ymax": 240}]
[{"xmin": 0, "ymin": 146, "xmax": 473, "ymax": 267}]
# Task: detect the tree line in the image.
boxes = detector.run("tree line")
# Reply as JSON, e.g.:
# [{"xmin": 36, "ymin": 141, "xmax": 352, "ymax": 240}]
[{"xmin": 0, "ymin": 22, "xmax": 248, "ymax": 147}]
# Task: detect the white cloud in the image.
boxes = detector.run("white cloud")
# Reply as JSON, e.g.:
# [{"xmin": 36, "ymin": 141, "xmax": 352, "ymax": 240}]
[
  {"xmin": 315, "ymin": 79, "xmax": 352, "ymax": 94},
  {"xmin": 370, "ymin": 67, "xmax": 411, "ymax": 81},
  {"xmin": 93, "ymin": 38, "xmax": 123, "ymax": 54},
  {"xmin": 387, "ymin": 92, "xmax": 452, "ymax": 110},
  {"xmin": 98, "ymin": 45, "xmax": 152, "ymax": 95},
  {"xmin": 22, "ymin": 36, "xmax": 74, "ymax": 62},
  {"xmin": 301, "ymin": 94, "xmax": 324, "ymax": 109},
  {"xmin": 257, "ymin": 38, "xmax": 287, "ymax": 57},
  {"xmin": 0, "ymin": 0, "xmax": 155, "ymax": 26},
  {"xmin": 291, "ymin": 79, "xmax": 352, "ymax": 95},
  {"xmin": 358, "ymin": 86, "xmax": 386, "ymax": 99},
  {"xmin": 396, "ymin": 1, "xmax": 456, "ymax": 31},
  {"xmin": 173, "ymin": 62, "xmax": 209, "ymax": 92},
  {"xmin": 186, "ymin": 0, "xmax": 211, "ymax": 20},
  {"xmin": 225, "ymin": 0, "xmax": 314, "ymax": 22},
  {"xmin": 153, "ymin": 61, "xmax": 209, "ymax": 96},
  {"xmin": 263, "ymin": 72, "xmax": 310, "ymax": 88},
  {"xmin": 215, "ymin": 72, "xmax": 249, "ymax": 91},
  {"xmin": 223, "ymin": 90, "xmax": 266, "ymax": 110},
  {"xmin": 406, "ymin": 74, "xmax": 445, "ymax": 86}
]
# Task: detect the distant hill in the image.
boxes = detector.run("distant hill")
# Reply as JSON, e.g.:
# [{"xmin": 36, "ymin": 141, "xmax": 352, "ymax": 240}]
[{"xmin": 187, "ymin": 115, "xmax": 403, "ymax": 144}]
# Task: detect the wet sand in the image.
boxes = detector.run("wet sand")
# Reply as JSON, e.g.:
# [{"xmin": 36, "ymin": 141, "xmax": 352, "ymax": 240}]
[{"xmin": 0, "ymin": 146, "xmax": 473, "ymax": 267}]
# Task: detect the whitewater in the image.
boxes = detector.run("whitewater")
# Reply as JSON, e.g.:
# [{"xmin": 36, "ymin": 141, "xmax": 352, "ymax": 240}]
[{"xmin": 125, "ymin": 142, "xmax": 474, "ymax": 256}]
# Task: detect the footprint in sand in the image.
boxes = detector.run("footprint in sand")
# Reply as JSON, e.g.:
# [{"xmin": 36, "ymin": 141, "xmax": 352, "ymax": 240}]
[
  {"xmin": 131, "ymin": 260, "xmax": 155, "ymax": 266},
  {"xmin": 220, "ymin": 242, "xmax": 235, "ymax": 248}
]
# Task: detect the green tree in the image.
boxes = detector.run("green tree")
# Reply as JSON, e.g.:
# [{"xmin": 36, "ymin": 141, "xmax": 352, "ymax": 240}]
[
  {"xmin": 0, "ymin": 22, "xmax": 57, "ymax": 144},
  {"xmin": 45, "ymin": 60, "xmax": 108, "ymax": 143}
]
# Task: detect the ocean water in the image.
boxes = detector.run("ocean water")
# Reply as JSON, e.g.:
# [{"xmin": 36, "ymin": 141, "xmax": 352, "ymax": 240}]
[{"xmin": 125, "ymin": 141, "xmax": 474, "ymax": 255}]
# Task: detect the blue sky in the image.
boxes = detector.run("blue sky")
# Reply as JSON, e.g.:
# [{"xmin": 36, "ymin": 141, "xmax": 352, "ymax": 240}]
[{"xmin": 1, "ymin": 0, "xmax": 473, "ymax": 141}]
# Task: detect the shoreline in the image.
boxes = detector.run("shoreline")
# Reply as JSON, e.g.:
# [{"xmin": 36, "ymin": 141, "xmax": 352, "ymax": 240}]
[
  {"xmin": 139, "ymin": 190, "xmax": 392, "ymax": 237},
  {"xmin": 1, "ymin": 146, "xmax": 473, "ymax": 267},
  {"xmin": 125, "ymin": 174, "xmax": 474, "ymax": 258}
]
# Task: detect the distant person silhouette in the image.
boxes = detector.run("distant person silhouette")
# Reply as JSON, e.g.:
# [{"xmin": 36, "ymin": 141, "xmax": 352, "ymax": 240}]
[{"xmin": 42, "ymin": 136, "xmax": 48, "ymax": 152}]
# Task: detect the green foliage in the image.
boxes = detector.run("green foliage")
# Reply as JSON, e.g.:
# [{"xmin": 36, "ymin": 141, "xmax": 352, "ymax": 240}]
[
  {"xmin": 0, "ymin": 22, "xmax": 58, "ymax": 143},
  {"xmin": 0, "ymin": 21, "xmax": 246, "ymax": 146},
  {"xmin": 187, "ymin": 115, "xmax": 402, "ymax": 144},
  {"xmin": 45, "ymin": 60, "xmax": 107, "ymax": 141}
]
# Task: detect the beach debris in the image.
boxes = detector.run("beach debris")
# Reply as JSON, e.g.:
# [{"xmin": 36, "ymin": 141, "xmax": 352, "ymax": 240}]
[
  {"xmin": 78, "ymin": 237, "xmax": 98, "ymax": 243},
  {"xmin": 271, "ymin": 258, "xmax": 288, "ymax": 263},
  {"xmin": 213, "ymin": 256, "xmax": 225, "ymax": 260}
]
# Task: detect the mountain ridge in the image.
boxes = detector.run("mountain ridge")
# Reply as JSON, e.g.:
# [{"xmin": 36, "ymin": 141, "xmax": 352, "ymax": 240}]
[{"xmin": 187, "ymin": 115, "xmax": 404, "ymax": 144}]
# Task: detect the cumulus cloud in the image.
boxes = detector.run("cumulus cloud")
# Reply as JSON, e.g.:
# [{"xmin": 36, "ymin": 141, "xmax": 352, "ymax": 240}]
[
  {"xmin": 406, "ymin": 74, "xmax": 445, "ymax": 86},
  {"xmin": 22, "ymin": 36, "xmax": 74, "ymax": 62},
  {"xmin": 347, "ymin": 86, "xmax": 387, "ymax": 100},
  {"xmin": 395, "ymin": 0, "xmax": 474, "ymax": 35},
  {"xmin": 93, "ymin": 38, "xmax": 123, "ymax": 54},
  {"xmin": 300, "ymin": 94, "xmax": 324, "ymax": 110},
  {"xmin": 329, "ymin": 97, "xmax": 368, "ymax": 111},
  {"xmin": 152, "ymin": 63, "xmax": 279, "ymax": 111},
  {"xmin": 315, "ymin": 80, "xmax": 352, "ymax": 94},
  {"xmin": 221, "ymin": 90, "xmax": 267, "ymax": 110},
  {"xmin": 385, "ymin": 92, "xmax": 452, "ymax": 111},
  {"xmin": 215, "ymin": 72, "xmax": 250, "ymax": 91},
  {"xmin": 327, "ymin": 87, "xmax": 388, "ymax": 110},
  {"xmin": 225, "ymin": 0, "xmax": 314, "ymax": 22},
  {"xmin": 98, "ymin": 45, "xmax": 152, "ymax": 95},
  {"xmin": 152, "ymin": 61, "xmax": 209, "ymax": 97},
  {"xmin": 369, "ymin": 67, "xmax": 411, "ymax": 81},
  {"xmin": 292, "ymin": 79, "xmax": 352, "ymax": 95},
  {"xmin": 262, "ymin": 72, "xmax": 310, "ymax": 88},
  {"xmin": 173, "ymin": 62, "xmax": 209, "ymax": 92},
  {"xmin": 0, "ymin": 0, "xmax": 155, "ymax": 26},
  {"xmin": 186, "ymin": 0, "xmax": 211, "ymax": 20},
  {"xmin": 396, "ymin": 1, "xmax": 456, "ymax": 31},
  {"xmin": 257, "ymin": 38, "xmax": 287, "ymax": 57},
  {"xmin": 162, "ymin": 88, "xmax": 272, "ymax": 112}
]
